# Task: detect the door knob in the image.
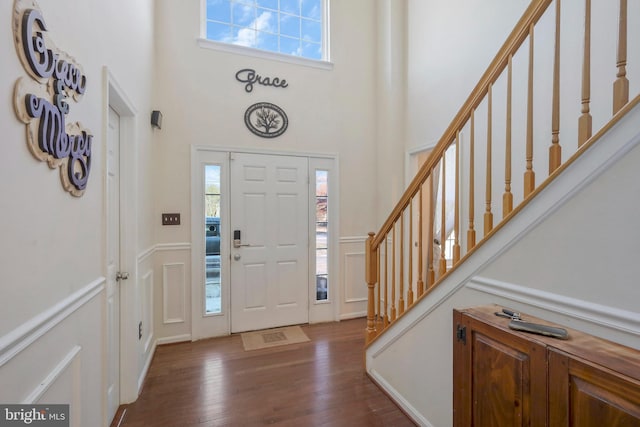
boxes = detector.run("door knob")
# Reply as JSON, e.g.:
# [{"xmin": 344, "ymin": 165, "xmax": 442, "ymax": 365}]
[
  {"xmin": 233, "ymin": 253, "xmax": 241, "ymax": 261},
  {"xmin": 116, "ymin": 272, "xmax": 129, "ymax": 281}
]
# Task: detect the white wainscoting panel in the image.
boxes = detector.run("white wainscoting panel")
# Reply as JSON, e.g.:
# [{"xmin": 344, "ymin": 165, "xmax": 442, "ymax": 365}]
[
  {"xmin": 0, "ymin": 279, "xmax": 104, "ymax": 426},
  {"xmin": 141, "ymin": 270, "xmax": 154, "ymax": 354},
  {"xmin": 0, "ymin": 278, "xmax": 104, "ymax": 368},
  {"xmin": 163, "ymin": 263, "xmax": 186, "ymax": 324},
  {"xmin": 24, "ymin": 346, "xmax": 82, "ymax": 427},
  {"xmin": 344, "ymin": 251, "xmax": 367, "ymax": 303},
  {"xmin": 339, "ymin": 236, "xmax": 368, "ymax": 320},
  {"xmin": 23, "ymin": 345, "xmax": 81, "ymax": 404}
]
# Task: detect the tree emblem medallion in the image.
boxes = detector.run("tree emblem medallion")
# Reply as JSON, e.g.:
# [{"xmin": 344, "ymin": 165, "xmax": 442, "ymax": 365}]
[{"xmin": 244, "ymin": 102, "xmax": 288, "ymax": 138}]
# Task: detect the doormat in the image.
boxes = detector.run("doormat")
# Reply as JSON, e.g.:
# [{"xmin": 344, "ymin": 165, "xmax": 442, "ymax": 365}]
[{"xmin": 240, "ymin": 326, "xmax": 310, "ymax": 351}]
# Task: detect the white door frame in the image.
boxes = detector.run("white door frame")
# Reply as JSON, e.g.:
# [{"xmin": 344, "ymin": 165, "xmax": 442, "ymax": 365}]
[
  {"xmin": 104, "ymin": 68, "xmax": 139, "ymax": 408},
  {"xmin": 106, "ymin": 106, "xmax": 121, "ymax": 424},
  {"xmin": 405, "ymin": 140, "xmax": 437, "ymax": 188},
  {"xmin": 190, "ymin": 146, "xmax": 340, "ymax": 338}
]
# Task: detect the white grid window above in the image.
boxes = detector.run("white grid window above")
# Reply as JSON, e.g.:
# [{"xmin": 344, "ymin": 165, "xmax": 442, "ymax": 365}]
[{"xmin": 204, "ymin": 0, "xmax": 326, "ymax": 61}]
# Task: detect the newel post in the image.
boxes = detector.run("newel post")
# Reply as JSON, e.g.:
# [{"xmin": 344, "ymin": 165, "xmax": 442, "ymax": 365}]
[{"xmin": 365, "ymin": 232, "xmax": 378, "ymax": 344}]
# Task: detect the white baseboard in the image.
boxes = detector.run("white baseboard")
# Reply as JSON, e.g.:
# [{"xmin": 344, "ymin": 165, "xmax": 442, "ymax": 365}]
[
  {"xmin": 156, "ymin": 334, "xmax": 191, "ymax": 345},
  {"xmin": 468, "ymin": 276, "xmax": 640, "ymax": 336},
  {"xmin": 339, "ymin": 311, "xmax": 367, "ymax": 320},
  {"xmin": 138, "ymin": 340, "xmax": 157, "ymax": 394},
  {"xmin": 368, "ymin": 369, "xmax": 434, "ymax": 427}
]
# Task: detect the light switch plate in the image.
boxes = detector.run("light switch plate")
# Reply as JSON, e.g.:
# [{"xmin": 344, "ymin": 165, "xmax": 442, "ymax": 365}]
[{"xmin": 162, "ymin": 213, "xmax": 180, "ymax": 225}]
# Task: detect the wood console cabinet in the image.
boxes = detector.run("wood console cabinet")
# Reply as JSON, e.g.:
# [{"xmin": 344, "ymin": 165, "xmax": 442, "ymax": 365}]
[{"xmin": 453, "ymin": 305, "xmax": 640, "ymax": 427}]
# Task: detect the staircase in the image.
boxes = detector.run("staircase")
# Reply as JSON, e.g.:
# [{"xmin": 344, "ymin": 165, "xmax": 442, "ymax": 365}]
[{"xmin": 364, "ymin": 1, "xmax": 640, "ymax": 425}]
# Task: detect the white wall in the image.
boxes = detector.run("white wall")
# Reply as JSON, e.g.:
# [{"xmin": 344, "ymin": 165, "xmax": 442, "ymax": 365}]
[
  {"xmin": 478, "ymin": 143, "xmax": 640, "ymax": 314},
  {"xmin": 375, "ymin": 0, "xmax": 408, "ymax": 221},
  {"xmin": 152, "ymin": 0, "xmax": 387, "ymax": 339},
  {"xmin": 406, "ymin": 0, "xmax": 530, "ymax": 151},
  {"xmin": 0, "ymin": 0, "xmax": 155, "ymax": 424}
]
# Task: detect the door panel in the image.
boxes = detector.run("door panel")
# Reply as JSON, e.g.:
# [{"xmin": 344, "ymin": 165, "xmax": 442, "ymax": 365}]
[
  {"xmin": 549, "ymin": 349, "xmax": 640, "ymax": 426},
  {"xmin": 230, "ymin": 153, "xmax": 309, "ymax": 333},
  {"xmin": 106, "ymin": 107, "xmax": 120, "ymax": 424},
  {"xmin": 453, "ymin": 308, "xmax": 548, "ymax": 427}
]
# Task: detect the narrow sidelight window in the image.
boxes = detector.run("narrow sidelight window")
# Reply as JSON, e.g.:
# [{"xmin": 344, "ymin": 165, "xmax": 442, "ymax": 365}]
[
  {"xmin": 315, "ymin": 170, "xmax": 328, "ymax": 301},
  {"xmin": 204, "ymin": 165, "xmax": 222, "ymax": 314}
]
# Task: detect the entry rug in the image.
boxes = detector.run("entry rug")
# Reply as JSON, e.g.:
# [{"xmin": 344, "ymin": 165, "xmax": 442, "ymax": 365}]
[{"xmin": 241, "ymin": 325, "xmax": 310, "ymax": 351}]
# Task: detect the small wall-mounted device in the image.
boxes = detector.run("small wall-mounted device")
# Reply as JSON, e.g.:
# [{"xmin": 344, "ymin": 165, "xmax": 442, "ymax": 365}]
[{"xmin": 151, "ymin": 110, "xmax": 163, "ymax": 129}]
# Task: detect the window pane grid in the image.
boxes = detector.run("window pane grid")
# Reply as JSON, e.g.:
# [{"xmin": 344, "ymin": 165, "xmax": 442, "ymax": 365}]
[
  {"xmin": 315, "ymin": 170, "xmax": 328, "ymax": 301},
  {"xmin": 204, "ymin": 165, "xmax": 222, "ymax": 314},
  {"xmin": 205, "ymin": 0, "xmax": 323, "ymax": 60}
]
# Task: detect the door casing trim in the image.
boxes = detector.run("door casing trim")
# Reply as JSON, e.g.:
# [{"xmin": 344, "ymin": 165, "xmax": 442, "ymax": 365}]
[{"xmin": 190, "ymin": 146, "xmax": 340, "ymax": 338}]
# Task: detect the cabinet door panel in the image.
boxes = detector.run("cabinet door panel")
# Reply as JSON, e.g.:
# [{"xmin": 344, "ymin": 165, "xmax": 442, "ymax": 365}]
[
  {"xmin": 453, "ymin": 309, "xmax": 547, "ymax": 427},
  {"xmin": 550, "ymin": 348, "xmax": 640, "ymax": 426},
  {"xmin": 473, "ymin": 334, "xmax": 530, "ymax": 426}
]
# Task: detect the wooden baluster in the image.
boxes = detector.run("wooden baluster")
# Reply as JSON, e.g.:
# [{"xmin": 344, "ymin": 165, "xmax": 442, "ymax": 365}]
[
  {"xmin": 578, "ymin": 0, "xmax": 592, "ymax": 147},
  {"xmin": 524, "ymin": 24, "xmax": 536, "ymax": 196},
  {"xmin": 439, "ymin": 157, "xmax": 447, "ymax": 277},
  {"xmin": 417, "ymin": 187, "xmax": 424, "ymax": 296},
  {"xmin": 504, "ymin": 55, "xmax": 514, "ymax": 217},
  {"xmin": 365, "ymin": 232, "xmax": 377, "ymax": 343},
  {"xmin": 427, "ymin": 172, "xmax": 435, "ymax": 287},
  {"xmin": 376, "ymin": 247, "xmax": 383, "ymax": 331},
  {"xmin": 485, "ymin": 84, "xmax": 494, "ymax": 234},
  {"xmin": 408, "ymin": 201, "xmax": 414, "ymax": 306},
  {"xmin": 391, "ymin": 223, "xmax": 396, "ymax": 322},
  {"xmin": 550, "ymin": 0, "xmax": 562, "ymax": 173},
  {"xmin": 384, "ymin": 233, "xmax": 389, "ymax": 327},
  {"xmin": 453, "ymin": 132, "xmax": 461, "ymax": 264},
  {"xmin": 613, "ymin": 0, "xmax": 629, "ymax": 114},
  {"xmin": 468, "ymin": 110, "xmax": 476, "ymax": 251},
  {"xmin": 398, "ymin": 214, "xmax": 405, "ymax": 315}
]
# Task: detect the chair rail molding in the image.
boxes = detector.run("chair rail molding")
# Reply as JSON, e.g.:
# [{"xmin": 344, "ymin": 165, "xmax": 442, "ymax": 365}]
[
  {"xmin": 468, "ymin": 276, "xmax": 640, "ymax": 337},
  {"xmin": 0, "ymin": 278, "xmax": 104, "ymax": 367}
]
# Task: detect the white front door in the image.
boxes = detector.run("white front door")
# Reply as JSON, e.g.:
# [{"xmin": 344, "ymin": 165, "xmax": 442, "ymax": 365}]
[
  {"xmin": 106, "ymin": 107, "xmax": 121, "ymax": 423},
  {"xmin": 230, "ymin": 153, "xmax": 309, "ymax": 333}
]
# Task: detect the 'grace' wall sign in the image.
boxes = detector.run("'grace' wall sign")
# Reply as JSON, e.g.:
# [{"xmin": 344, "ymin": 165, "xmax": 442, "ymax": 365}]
[
  {"xmin": 244, "ymin": 102, "xmax": 288, "ymax": 138},
  {"xmin": 13, "ymin": 0, "xmax": 93, "ymax": 197},
  {"xmin": 235, "ymin": 68, "xmax": 289, "ymax": 93}
]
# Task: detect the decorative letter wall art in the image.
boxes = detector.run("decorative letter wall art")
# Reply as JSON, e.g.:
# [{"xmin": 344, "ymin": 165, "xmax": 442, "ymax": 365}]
[
  {"xmin": 13, "ymin": 0, "xmax": 93, "ymax": 197},
  {"xmin": 235, "ymin": 68, "xmax": 289, "ymax": 93},
  {"xmin": 244, "ymin": 102, "xmax": 288, "ymax": 138}
]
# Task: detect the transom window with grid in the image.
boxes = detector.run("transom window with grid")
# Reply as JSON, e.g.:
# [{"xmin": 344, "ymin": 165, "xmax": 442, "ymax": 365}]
[{"xmin": 204, "ymin": 0, "xmax": 326, "ymax": 60}]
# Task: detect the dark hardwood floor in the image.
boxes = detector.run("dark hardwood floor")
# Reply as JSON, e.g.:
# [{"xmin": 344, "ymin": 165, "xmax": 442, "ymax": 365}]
[{"xmin": 113, "ymin": 318, "xmax": 415, "ymax": 427}]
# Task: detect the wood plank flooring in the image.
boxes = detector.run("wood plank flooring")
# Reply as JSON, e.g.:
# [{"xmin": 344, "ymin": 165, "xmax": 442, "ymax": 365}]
[{"xmin": 114, "ymin": 318, "xmax": 415, "ymax": 426}]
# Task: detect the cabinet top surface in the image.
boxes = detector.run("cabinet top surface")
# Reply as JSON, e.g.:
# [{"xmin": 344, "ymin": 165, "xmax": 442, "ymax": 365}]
[{"xmin": 456, "ymin": 304, "xmax": 640, "ymax": 380}]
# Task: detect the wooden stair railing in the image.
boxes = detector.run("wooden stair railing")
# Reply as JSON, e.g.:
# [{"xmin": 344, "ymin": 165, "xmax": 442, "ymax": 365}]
[{"xmin": 365, "ymin": 0, "xmax": 636, "ymax": 345}]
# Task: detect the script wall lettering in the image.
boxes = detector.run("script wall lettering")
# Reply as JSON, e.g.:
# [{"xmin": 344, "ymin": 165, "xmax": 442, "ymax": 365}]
[
  {"xmin": 235, "ymin": 68, "xmax": 289, "ymax": 93},
  {"xmin": 13, "ymin": 0, "xmax": 93, "ymax": 197}
]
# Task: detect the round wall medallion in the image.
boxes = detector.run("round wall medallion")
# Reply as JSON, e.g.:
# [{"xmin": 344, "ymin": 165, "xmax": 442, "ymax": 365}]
[{"xmin": 244, "ymin": 102, "xmax": 288, "ymax": 138}]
